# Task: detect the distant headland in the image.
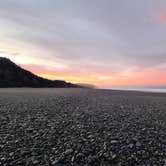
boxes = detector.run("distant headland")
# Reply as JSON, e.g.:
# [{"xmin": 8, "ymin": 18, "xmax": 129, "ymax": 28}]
[{"xmin": 0, "ymin": 57, "xmax": 83, "ymax": 88}]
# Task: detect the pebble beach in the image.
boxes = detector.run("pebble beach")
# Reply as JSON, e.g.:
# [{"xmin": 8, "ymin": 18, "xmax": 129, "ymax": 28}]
[{"xmin": 0, "ymin": 88, "xmax": 166, "ymax": 165}]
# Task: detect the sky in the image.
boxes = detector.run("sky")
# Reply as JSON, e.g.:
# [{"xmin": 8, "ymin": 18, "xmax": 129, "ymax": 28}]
[{"xmin": 0, "ymin": 0, "xmax": 166, "ymax": 88}]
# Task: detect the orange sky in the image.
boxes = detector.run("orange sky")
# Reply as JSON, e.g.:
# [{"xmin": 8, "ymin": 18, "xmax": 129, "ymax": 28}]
[
  {"xmin": 24, "ymin": 65, "xmax": 166, "ymax": 88},
  {"xmin": 1, "ymin": 49, "xmax": 166, "ymax": 88}
]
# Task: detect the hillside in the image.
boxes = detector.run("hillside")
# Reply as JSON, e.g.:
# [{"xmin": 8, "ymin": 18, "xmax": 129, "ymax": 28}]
[{"xmin": 0, "ymin": 57, "xmax": 80, "ymax": 88}]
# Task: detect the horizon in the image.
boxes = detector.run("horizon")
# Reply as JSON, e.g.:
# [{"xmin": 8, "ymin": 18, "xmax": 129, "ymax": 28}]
[{"xmin": 0, "ymin": 1, "xmax": 166, "ymax": 88}]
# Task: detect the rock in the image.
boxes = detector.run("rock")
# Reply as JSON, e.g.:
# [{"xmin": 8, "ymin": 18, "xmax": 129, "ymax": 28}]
[
  {"xmin": 1, "ymin": 157, "xmax": 6, "ymax": 161},
  {"xmin": 103, "ymin": 142, "xmax": 107, "ymax": 150},
  {"xmin": 32, "ymin": 160, "xmax": 39, "ymax": 164},
  {"xmin": 88, "ymin": 155, "xmax": 98, "ymax": 164},
  {"xmin": 76, "ymin": 153, "xmax": 85, "ymax": 159},
  {"xmin": 9, "ymin": 152, "xmax": 14, "ymax": 157},
  {"xmin": 51, "ymin": 159, "xmax": 59, "ymax": 165},
  {"xmin": 129, "ymin": 143, "xmax": 134, "ymax": 148},
  {"xmin": 110, "ymin": 151, "xmax": 117, "ymax": 160},
  {"xmin": 20, "ymin": 150, "xmax": 30, "ymax": 156},
  {"xmin": 112, "ymin": 154, "xmax": 117, "ymax": 159},
  {"xmin": 82, "ymin": 148, "xmax": 94, "ymax": 156},
  {"xmin": 163, "ymin": 158, "xmax": 166, "ymax": 165},
  {"xmin": 103, "ymin": 152, "xmax": 110, "ymax": 159},
  {"xmin": 64, "ymin": 149, "xmax": 73, "ymax": 155},
  {"xmin": 136, "ymin": 142, "xmax": 141, "ymax": 147},
  {"xmin": 71, "ymin": 156, "xmax": 75, "ymax": 162},
  {"xmin": 58, "ymin": 154, "xmax": 65, "ymax": 162},
  {"xmin": 111, "ymin": 140, "xmax": 118, "ymax": 144}
]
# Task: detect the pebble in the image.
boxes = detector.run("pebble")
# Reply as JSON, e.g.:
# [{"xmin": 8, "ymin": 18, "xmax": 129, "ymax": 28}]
[
  {"xmin": 136, "ymin": 142, "xmax": 141, "ymax": 147},
  {"xmin": 9, "ymin": 152, "xmax": 14, "ymax": 157},
  {"xmin": 0, "ymin": 89, "xmax": 166, "ymax": 165},
  {"xmin": 51, "ymin": 159, "xmax": 59, "ymax": 165},
  {"xmin": 111, "ymin": 140, "xmax": 118, "ymax": 144},
  {"xmin": 76, "ymin": 153, "xmax": 85, "ymax": 158},
  {"xmin": 64, "ymin": 149, "xmax": 73, "ymax": 155},
  {"xmin": 129, "ymin": 143, "xmax": 134, "ymax": 148},
  {"xmin": 112, "ymin": 154, "xmax": 117, "ymax": 159}
]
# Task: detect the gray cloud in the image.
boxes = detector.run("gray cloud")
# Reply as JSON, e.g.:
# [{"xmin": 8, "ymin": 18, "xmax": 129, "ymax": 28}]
[{"xmin": 0, "ymin": 0, "xmax": 166, "ymax": 72}]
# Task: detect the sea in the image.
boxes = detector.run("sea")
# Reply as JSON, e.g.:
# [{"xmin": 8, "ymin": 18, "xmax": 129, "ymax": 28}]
[{"xmin": 103, "ymin": 87, "xmax": 166, "ymax": 93}]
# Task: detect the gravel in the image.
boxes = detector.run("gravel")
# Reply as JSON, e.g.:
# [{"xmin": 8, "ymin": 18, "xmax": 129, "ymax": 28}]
[{"xmin": 0, "ymin": 88, "xmax": 166, "ymax": 165}]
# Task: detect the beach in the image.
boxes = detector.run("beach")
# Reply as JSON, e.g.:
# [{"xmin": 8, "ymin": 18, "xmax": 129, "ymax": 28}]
[{"xmin": 0, "ymin": 88, "xmax": 166, "ymax": 165}]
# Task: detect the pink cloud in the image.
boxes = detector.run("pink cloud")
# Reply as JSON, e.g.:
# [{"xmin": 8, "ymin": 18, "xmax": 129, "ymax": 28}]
[{"xmin": 158, "ymin": 13, "xmax": 166, "ymax": 22}]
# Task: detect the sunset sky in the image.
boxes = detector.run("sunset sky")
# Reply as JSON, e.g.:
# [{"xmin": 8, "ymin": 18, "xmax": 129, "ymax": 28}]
[{"xmin": 0, "ymin": 0, "xmax": 166, "ymax": 88}]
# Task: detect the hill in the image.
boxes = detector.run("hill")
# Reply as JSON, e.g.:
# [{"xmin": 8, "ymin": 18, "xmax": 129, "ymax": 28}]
[{"xmin": 0, "ymin": 57, "xmax": 81, "ymax": 88}]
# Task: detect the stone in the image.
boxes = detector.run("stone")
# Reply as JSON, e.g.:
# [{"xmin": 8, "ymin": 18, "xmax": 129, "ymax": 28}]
[
  {"xmin": 129, "ymin": 143, "xmax": 134, "ymax": 148},
  {"xmin": 111, "ymin": 140, "xmax": 118, "ymax": 144},
  {"xmin": 64, "ymin": 149, "xmax": 73, "ymax": 155},
  {"xmin": 136, "ymin": 142, "xmax": 141, "ymax": 147}
]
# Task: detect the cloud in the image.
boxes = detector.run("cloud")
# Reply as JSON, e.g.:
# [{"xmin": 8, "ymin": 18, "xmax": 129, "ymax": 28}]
[
  {"xmin": 159, "ymin": 13, "xmax": 166, "ymax": 22},
  {"xmin": 0, "ymin": 0, "xmax": 166, "ymax": 87}
]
